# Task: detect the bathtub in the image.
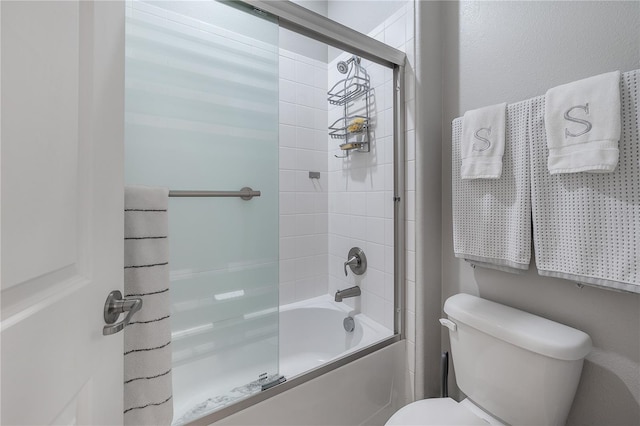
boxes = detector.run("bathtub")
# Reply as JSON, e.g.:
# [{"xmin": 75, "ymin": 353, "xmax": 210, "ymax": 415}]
[
  {"xmin": 173, "ymin": 295, "xmax": 393, "ymax": 425},
  {"xmin": 279, "ymin": 295, "xmax": 393, "ymax": 379}
]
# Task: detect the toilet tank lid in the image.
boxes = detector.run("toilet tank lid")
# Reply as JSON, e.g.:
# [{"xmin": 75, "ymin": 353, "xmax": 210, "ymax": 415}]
[{"xmin": 444, "ymin": 294, "xmax": 592, "ymax": 361}]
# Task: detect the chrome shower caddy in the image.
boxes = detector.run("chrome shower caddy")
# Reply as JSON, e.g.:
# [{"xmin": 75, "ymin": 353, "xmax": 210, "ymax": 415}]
[{"xmin": 328, "ymin": 55, "xmax": 371, "ymax": 157}]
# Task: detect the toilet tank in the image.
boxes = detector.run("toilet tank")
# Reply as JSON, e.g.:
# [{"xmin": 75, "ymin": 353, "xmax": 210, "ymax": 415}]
[{"xmin": 444, "ymin": 294, "xmax": 591, "ymax": 426}]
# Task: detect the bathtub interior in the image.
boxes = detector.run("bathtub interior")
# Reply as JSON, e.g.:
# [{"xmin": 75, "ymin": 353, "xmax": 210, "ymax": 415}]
[
  {"xmin": 278, "ymin": 295, "xmax": 393, "ymax": 379},
  {"xmin": 171, "ymin": 295, "xmax": 393, "ymax": 425},
  {"xmin": 172, "ymin": 336, "xmax": 278, "ymax": 425}
]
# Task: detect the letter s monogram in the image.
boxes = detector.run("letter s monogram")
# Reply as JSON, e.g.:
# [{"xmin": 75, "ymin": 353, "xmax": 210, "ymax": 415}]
[
  {"xmin": 472, "ymin": 127, "xmax": 492, "ymax": 151},
  {"xmin": 564, "ymin": 103, "xmax": 593, "ymax": 138}
]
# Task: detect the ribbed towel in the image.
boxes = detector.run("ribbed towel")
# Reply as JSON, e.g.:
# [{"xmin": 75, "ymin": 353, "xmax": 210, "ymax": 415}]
[
  {"xmin": 531, "ymin": 69, "xmax": 639, "ymax": 293},
  {"xmin": 452, "ymin": 101, "xmax": 532, "ymax": 273},
  {"xmin": 124, "ymin": 185, "xmax": 173, "ymax": 425},
  {"xmin": 460, "ymin": 103, "xmax": 507, "ymax": 179},
  {"xmin": 545, "ymin": 70, "xmax": 621, "ymax": 174}
]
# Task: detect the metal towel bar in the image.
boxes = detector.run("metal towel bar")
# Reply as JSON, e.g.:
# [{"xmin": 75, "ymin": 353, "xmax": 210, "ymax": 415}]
[{"xmin": 169, "ymin": 187, "xmax": 260, "ymax": 201}]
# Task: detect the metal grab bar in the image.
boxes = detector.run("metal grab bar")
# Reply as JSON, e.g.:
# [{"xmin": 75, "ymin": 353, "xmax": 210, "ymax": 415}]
[{"xmin": 168, "ymin": 187, "xmax": 260, "ymax": 201}]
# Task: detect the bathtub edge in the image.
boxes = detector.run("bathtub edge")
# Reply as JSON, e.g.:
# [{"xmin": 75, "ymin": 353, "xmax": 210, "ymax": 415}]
[{"xmin": 190, "ymin": 334, "xmax": 402, "ymax": 425}]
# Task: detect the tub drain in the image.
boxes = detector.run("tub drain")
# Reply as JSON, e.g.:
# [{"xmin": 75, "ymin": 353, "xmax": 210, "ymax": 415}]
[{"xmin": 343, "ymin": 316, "xmax": 355, "ymax": 332}]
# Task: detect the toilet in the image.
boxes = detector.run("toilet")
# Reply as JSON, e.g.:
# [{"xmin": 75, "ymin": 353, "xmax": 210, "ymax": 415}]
[{"xmin": 387, "ymin": 293, "xmax": 592, "ymax": 426}]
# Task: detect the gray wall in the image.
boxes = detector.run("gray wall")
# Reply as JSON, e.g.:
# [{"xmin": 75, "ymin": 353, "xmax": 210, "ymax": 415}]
[
  {"xmin": 439, "ymin": 1, "xmax": 640, "ymax": 425},
  {"xmin": 415, "ymin": 0, "xmax": 444, "ymax": 401}
]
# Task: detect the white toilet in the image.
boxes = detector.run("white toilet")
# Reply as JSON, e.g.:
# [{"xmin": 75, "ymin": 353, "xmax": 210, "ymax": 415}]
[{"xmin": 387, "ymin": 293, "xmax": 592, "ymax": 426}]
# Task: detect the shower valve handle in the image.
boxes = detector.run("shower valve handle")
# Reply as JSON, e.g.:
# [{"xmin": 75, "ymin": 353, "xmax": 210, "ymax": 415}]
[
  {"xmin": 344, "ymin": 256, "xmax": 359, "ymax": 276},
  {"xmin": 343, "ymin": 247, "xmax": 367, "ymax": 276}
]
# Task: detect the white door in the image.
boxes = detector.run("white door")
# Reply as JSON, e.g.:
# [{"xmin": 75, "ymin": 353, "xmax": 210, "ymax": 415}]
[{"xmin": 1, "ymin": 1, "xmax": 125, "ymax": 424}]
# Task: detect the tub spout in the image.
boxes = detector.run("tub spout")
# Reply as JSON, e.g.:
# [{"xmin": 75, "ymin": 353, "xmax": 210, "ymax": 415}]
[{"xmin": 334, "ymin": 286, "xmax": 361, "ymax": 302}]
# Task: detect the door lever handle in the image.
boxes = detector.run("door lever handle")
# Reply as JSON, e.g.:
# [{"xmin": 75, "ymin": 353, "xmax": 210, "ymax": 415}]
[{"xmin": 103, "ymin": 290, "xmax": 143, "ymax": 336}]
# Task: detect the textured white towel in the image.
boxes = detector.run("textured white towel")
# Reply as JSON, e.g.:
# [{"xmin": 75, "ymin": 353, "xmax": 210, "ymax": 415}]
[
  {"xmin": 532, "ymin": 70, "xmax": 639, "ymax": 293},
  {"xmin": 460, "ymin": 103, "xmax": 507, "ymax": 179},
  {"xmin": 124, "ymin": 185, "xmax": 173, "ymax": 425},
  {"xmin": 545, "ymin": 71, "xmax": 621, "ymax": 174},
  {"xmin": 452, "ymin": 101, "xmax": 531, "ymax": 273}
]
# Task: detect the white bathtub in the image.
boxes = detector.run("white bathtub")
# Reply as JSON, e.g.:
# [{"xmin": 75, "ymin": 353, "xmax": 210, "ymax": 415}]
[
  {"xmin": 279, "ymin": 295, "xmax": 393, "ymax": 379},
  {"xmin": 173, "ymin": 295, "xmax": 393, "ymax": 424}
]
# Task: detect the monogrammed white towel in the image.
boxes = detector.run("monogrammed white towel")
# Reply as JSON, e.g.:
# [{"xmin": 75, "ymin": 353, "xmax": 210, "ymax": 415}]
[
  {"xmin": 461, "ymin": 102, "xmax": 507, "ymax": 179},
  {"xmin": 532, "ymin": 69, "xmax": 639, "ymax": 293},
  {"xmin": 452, "ymin": 100, "xmax": 532, "ymax": 273},
  {"xmin": 545, "ymin": 71, "xmax": 621, "ymax": 174}
]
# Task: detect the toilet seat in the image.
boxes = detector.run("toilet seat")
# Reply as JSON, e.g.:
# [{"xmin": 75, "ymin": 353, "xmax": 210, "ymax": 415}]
[{"xmin": 385, "ymin": 398, "xmax": 490, "ymax": 426}]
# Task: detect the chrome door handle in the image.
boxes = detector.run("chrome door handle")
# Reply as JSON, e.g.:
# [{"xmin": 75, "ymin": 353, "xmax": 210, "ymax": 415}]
[{"xmin": 103, "ymin": 290, "xmax": 143, "ymax": 336}]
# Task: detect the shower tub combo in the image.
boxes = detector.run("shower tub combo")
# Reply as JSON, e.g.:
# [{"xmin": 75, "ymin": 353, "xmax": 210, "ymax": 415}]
[
  {"xmin": 173, "ymin": 295, "xmax": 393, "ymax": 424},
  {"xmin": 124, "ymin": 0, "xmax": 407, "ymax": 424}
]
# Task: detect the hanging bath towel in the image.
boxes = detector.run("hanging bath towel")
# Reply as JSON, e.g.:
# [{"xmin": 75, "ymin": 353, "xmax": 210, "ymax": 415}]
[
  {"xmin": 124, "ymin": 185, "xmax": 173, "ymax": 425},
  {"xmin": 452, "ymin": 101, "xmax": 532, "ymax": 273},
  {"xmin": 530, "ymin": 69, "xmax": 639, "ymax": 293}
]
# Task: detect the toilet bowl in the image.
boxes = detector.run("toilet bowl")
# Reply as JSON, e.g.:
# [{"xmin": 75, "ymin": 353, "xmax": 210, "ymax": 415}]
[
  {"xmin": 385, "ymin": 294, "xmax": 591, "ymax": 426},
  {"xmin": 386, "ymin": 397, "xmax": 504, "ymax": 425}
]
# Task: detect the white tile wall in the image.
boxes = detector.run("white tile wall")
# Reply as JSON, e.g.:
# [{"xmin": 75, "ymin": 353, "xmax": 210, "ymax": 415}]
[
  {"xmin": 327, "ymin": 0, "xmax": 416, "ymax": 390},
  {"xmin": 278, "ymin": 49, "xmax": 329, "ymax": 305},
  {"xmin": 326, "ymin": 49, "xmax": 395, "ymax": 327}
]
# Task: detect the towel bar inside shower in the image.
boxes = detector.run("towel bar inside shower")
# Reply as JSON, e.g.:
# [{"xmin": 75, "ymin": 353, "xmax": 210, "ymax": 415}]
[{"xmin": 168, "ymin": 187, "xmax": 260, "ymax": 200}]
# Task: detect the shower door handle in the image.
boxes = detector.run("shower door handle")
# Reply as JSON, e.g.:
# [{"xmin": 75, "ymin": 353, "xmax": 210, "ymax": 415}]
[{"xmin": 102, "ymin": 290, "xmax": 143, "ymax": 336}]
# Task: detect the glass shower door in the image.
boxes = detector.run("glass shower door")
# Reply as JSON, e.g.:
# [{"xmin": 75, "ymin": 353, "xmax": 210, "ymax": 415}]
[{"xmin": 124, "ymin": 1, "xmax": 279, "ymax": 423}]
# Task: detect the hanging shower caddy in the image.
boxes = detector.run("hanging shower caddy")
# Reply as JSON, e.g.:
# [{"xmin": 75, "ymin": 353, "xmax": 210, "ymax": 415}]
[{"xmin": 328, "ymin": 55, "xmax": 371, "ymax": 158}]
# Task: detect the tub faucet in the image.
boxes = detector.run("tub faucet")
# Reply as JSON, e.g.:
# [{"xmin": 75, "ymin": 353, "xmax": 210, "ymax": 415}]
[{"xmin": 334, "ymin": 286, "xmax": 361, "ymax": 302}]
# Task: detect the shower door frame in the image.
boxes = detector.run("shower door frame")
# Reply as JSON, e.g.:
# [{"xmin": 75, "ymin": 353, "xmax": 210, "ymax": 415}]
[{"xmin": 196, "ymin": 1, "xmax": 407, "ymax": 423}]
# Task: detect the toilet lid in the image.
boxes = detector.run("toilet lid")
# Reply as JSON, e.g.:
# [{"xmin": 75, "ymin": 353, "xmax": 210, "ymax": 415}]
[{"xmin": 385, "ymin": 398, "xmax": 488, "ymax": 426}]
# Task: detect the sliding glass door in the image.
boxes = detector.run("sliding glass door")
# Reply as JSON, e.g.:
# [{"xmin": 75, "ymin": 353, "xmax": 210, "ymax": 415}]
[{"xmin": 124, "ymin": 1, "xmax": 279, "ymax": 422}]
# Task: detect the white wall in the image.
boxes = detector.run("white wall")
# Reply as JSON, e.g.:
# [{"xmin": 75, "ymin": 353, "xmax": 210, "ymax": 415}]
[
  {"xmin": 326, "ymin": 0, "xmax": 407, "ymax": 61},
  {"xmin": 440, "ymin": 2, "xmax": 640, "ymax": 424},
  {"xmin": 281, "ymin": 1, "xmax": 328, "ymax": 63},
  {"xmin": 278, "ymin": 48, "xmax": 329, "ymax": 304},
  {"xmin": 279, "ymin": 27, "xmax": 327, "ymax": 64}
]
